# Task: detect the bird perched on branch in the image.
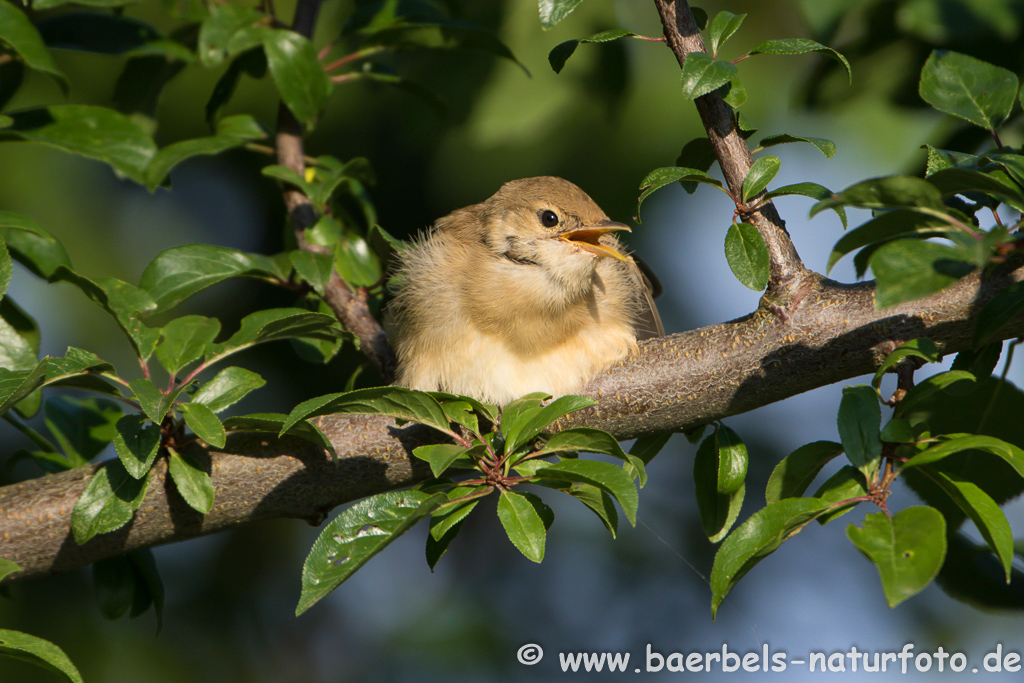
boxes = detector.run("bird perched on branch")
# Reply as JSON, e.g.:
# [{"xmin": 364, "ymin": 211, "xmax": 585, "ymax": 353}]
[{"xmin": 386, "ymin": 176, "xmax": 663, "ymax": 405}]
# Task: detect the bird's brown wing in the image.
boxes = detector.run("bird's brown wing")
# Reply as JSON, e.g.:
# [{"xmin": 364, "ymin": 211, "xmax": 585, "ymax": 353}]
[{"xmin": 629, "ymin": 255, "xmax": 664, "ymax": 340}]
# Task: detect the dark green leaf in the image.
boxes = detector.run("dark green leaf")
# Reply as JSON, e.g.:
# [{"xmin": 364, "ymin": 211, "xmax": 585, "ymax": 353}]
[
  {"xmin": 209, "ymin": 308, "xmax": 346, "ymax": 363},
  {"xmin": 281, "ymin": 386, "xmax": 452, "ymax": 437},
  {"xmin": 128, "ymin": 377, "xmax": 176, "ymax": 425},
  {"xmin": 710, "ymin": 498, "xmax": 830, "ymax": 617},
  {"xmin": 93, "ymin": 554, "xmax": 136, "ymax": 620},
  {"xmin": 222, "ymin": 413, "xmax": 334, "ymax": 456},
  {"xmin": 811, "ymin": 176, "xmax": 945, "ymax": 216},
  {"xmin": 45, "ymin": 397, "xmax": 122, "ymax": 466},
  {"xmin": 837, "ymin": 385, "xmax": 882, "ymax": 481},
  {"xmin": 297, "ymin": 491, "xmax": 445, "ymax": 614},
  {"xmin": 919, "ymin": 50, "xmax": 1018, "ymax": 130},
  {"xmin": 724, "ymin": 223, "xmax": 769, "ymax": 291},
  {"xmin": 0, "ymin": 348, "xmax": 118, "ymax": 415},
  {"xmin": 741, "ymin": 155, "xmax": 780, "ymax": 202},
  {"xmin": 872, "ymin": 338, "xmax": 939, "ymax": 390},
  {"xmin": 926, "ymin": 167, "xmax": 1024, "ymax": 213},
  {"xmin": 192, "ymin": 366, "xmax": 266, "ymax": 412},
  {"xmin": 567, "ymin": 483, "xmax": 618, "ymax": 538},
  {"xmin": 679, "ymin": 52, "xmax": 737, "ymax": 100},
  {"xmin": 181, "ymin": 402, "xmax": 226, "ymax": 448},
  {"xmin": 290, "ymin": 250, "xmax": 334, "ymax": 296},
  {"xmin": 497, "ymin": 490, "xmax": 549, "ymax": 563},
  {"xmin": 749, "ymin": 38, "xmax": 851, "ymax": 83},
  {"xmin": 548, "ymin": 29, "xmax": 635, "ymax": 74},
  {"xmin": 145, "ymin": 115, "xmax": 265, "ymax": 190},
  {"xmin": 637, "ymin": 166, "xmax": 723, "ymax": 216},
  {"xmin": 952, "ymin": 342, "xmax": 1001, "ymax": 378},
  {"xmin": 167, "ymin": 448, "xmax": 214, "ymax": 514},
  {"xmin": 766, "ymin": 182, "xmax": 847, "ymax": 227},
  {"xmin": 262, "ymin": 29, "xmax": 332, "ymax": 128},
  {"xmin": 902, "ymin": 434, "xmax": 1024, "ymax": 478},
  {"xmin": 847, "ymin": 506, "xmax": 946, "ymax": 607},
  {"xmin": 693, "ymin": 432, "xmax": 745, "ymax": 542},
  {"xmin": 896, "ymin": 370, "xmax": 976, "ymax": 417},
  {"xmin": 155, "ymin": 315, "xmax": 220, "ymax": 376},
  {"xmin": 535, "ymin": 459, "xmax": 638, "ymax": 525},
  {"xmin": 0, "ymin": 629, "xmax": 83, "ymax": 683},
  {"xmin": 112, "ymin": 414, "xmax": 161, "ymax": 479},
  {"xmin": 197, "ymin": 3, "xmax": 265, "ymax": 66},
  {"xmin": 412, "ymin": 444, "xmax": 467, "ymax": 478},
  {"xmin": 538, "ymin": 0, "xmax": 584, "ymax": 29},
  {"xmin": 708, "ymin": 11, "xmax": 746, "ymax": 57},
  {"xmin": 139, "ymin": 244, "xmax": 288, "ymax": 313},
  {"xmin": 2, "ymin": 106, "xmax": 157, "ymax": 184},
  {"xmin": 880, "ymin": 418, "xmax": 915, "ymax": 443},
  {"xmin": 871, "ymin": 240, "xmax": 974, "ymax": 308},
  {"xmin": 534, "ymin": 427, "xmax": 645, "ymax": 484},
  {"xmin": 973, "ymin": 281, "xmax": 1024, "ymax": 347},
  {"xmin": 0, "ymin": 1, "xmax": 68, "ymax": 92},
  {"xmin": 36, "ymin": 12, "xmax": 165, "ymax": 54},
  {"xmin": 813, "ymin": 465, "xmax": 868, "ymax": 524},
  {"xmin": 827, "ymin": 209, "xmax": 954, "ymax": 273},
  {"xmin": 756, "ymin": 133, "xmax": 836, "ymax": 158},
  {"xmin": 71, "ymin": 461, "xmax": 149, "ymax": 544},
  {"xmin": 765, "ymin": 440, "xmax": 844, "ymax": 504},
  {"xmin": 0, "ymin": 212, "xmax": 72, "ymax": 278},
  {"xmin": 206, "ymin": 48, "xmax": 267, "ymax": 125},
  {"xmin": 503, "ymin": 394, "xmax": 595, "ymax": 456},
  {"xmin": 126, "ymin": 548, "xmax": 164, "ymax": 626}
]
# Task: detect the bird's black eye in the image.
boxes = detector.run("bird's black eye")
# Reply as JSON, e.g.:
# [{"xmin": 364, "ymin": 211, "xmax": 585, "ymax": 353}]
[{"xmin": 539, "ymin": 209, "xmax": 559, "ymax": 228}]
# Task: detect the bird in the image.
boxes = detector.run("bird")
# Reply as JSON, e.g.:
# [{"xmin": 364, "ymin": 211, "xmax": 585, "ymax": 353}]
[{"xmin": 386, "ymin": 176, "xmax": 663, "ymax": 406}]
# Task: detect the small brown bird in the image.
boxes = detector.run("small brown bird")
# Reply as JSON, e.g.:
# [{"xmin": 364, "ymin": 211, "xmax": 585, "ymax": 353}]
[{"xmin": 386, "ymin": 176, "xmax": 662, "ymax": 405}]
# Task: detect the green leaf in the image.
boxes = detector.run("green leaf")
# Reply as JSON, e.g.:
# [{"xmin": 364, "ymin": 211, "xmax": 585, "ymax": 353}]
[
  {"xmin": 724, "ymin": 223, "xmax": 769, "ymax": 291},
  {"xmin": 880, "ymin": 418, "xmax": 915, "ymax": 443},
  {"xmin": 290, "ymin": 250, "xmax": 334, "ymax": 296},
  {"xmin": 811, "ymin": 176, "xmax": 945, "ymax": 216},
  {"xmin": 742, "ymin": 155, "xmax": 780, "ymax": 202},
  {"xmin": 813, "ymin": 465, "xmax": 869, "ymax": 525},
  {"xmin": 766, "ymin": 182, "xmax": 847, "ymax": 227},
  {"xmin": 180, "ymin": 402, "xmax": 226, "ymax": 449},
  {"xmin": 412, "ymin": 444, "xmax": 468, "ymax": 478},
  {"xmin": 206, "ymin": 47, "xmax": 267, "ymax": 125},
  {"xmin": 197, "ymin": 3, "xmax": 265, "ymax": 66},
  {"xmin": 0, "ymin": 348, "xmax": 118, "ymax": 415},
  {"xmin": 707, "ymin": 11, "xmax": 746, "ymax": 57},
  {"xmin": 497, "ymin": 490, "xmax": 550, "ymax": 563},
  {"xmin": 0, "ymin": 558, "xmax": 19, "ymax": 582},
  {"xmin": 919, "ymin": 50, "xmax": 1018, "ymax": 130},
  {"xmin": 919, "ymin": 467, "xmax": 1012, "ymax": 582},
  {"xmin": 128, "ymin": 377, "xmax": 176, "ymax": 425},
  {"xmin": 872, "ymin": 338, "xmax": 939, "ymax": 390},
  {"xmin": 0, "ymin": 629, "xmax": 83, "ymax": 683},
  {"xmin": 297, "ymin": 491, "xmax": 445, "ymax": 614},
  {"xmin": 896, "ymin": 370, "xmax": 976, "ymax": 417},
  {"xmin": 548, "ymin": 29, "xmax": 635, "ymax": 74},
  {"xmin": 693, "ymin": 430, "xmax": 746, "ymax": 542},
  {"xmin": 2, "ymin": 106, "xmax": 157, "ymax": 185},
  {"xmin": 535, "ymin": 459, "xmax": 638, "ymax": 525},
  {"xmin": 0, "ymin": 297, "xmax": 40, "ymax": 377},
  {"xmin": 0, "ymin": 1, "xmax": 68, "ymax": 92},
  {"xmin": 139, "ymin": 244, "xmax": 288, "ymax": 313},
  {"xmin": 567, "ymin": 483, "xmax": 618, "ymax": 538},
  {"xmin": 538, "ymin": 0, "xmax": 584, "ymax": 29},
  {"xmin": 71, "ymin": 461, "xmax": 149, "ymax": 544},
  {"xmin": 765, "ymin": 440, "xmax": 844, "ymax": 504},
  {"xmin": 902, "ymin": 434, "xmax": 1024, "ymax": 478},
  {"xmin": 222, "ymin": 412, "xmax": 334, "ymax": 456},
  {"xmin": 871, "ymin": 240, "xmax": 974, "ymax": 309},
  {"xmin": 973, "ymin": 281, "xmax": 1024, "ymax": 347},
  {"xmin": 534, "ymin": 427, "xmax": 646, "ymax": 484},
  {"xmin": 710, "ymin": 498, "xmax": 831, "ymax": 617},
  {"xmin": 926, "ymin": 167, "xmax": 1024, "ymax": 213},
  {"xmin": 145, "ymin": 115, "xmax": 265, "ymax": 190},
  {"xmin": 281, "ymin": 386, "xmax": 452, "ymax": 437},
  {"xmin": 262, "ymin": 29, "xmax": 332, "ymax": 128},
  {"xmin": 45, "ymin": 397, "xmax": 122, "ymax": 467},
  {"xmin": 155, "ymin": 315, "xmax": 221, "ymax": 376},
  {"xmin": 112, "ymin": 414, "xmax": 162, "ymax": 478},
  {"xmin": 952, "ymin": 342, "xmax": 1001, "ymax": 379},
  {"xmin": 837, "ymin": 385, "xmax": 882, "ymax": 481},
  {"xmin": 209, "ymin": 308, "xmax": 346, "ymax": 363},
  {"xmin": 749, "ymin": 38, "xmax": 851, "ymax": 83},
  {"xmin": 847, "ymin": 507, "xmax": 946, "ymax": 607},
  {"xmin": 826, "ymin": 209, "xmax": 954, "ymax": 273},
  {"xmin": 637, "ymin": 166, "xmax": 723, "ymax": 216},
  {"xmin": 503, "ymin": 394, "xmax": 595, "ymax": 456},
  {"xmin": 756, "ymin": 133, "xmax": 836, "ymax": 158},
  {"xmin": 679, "ymin": 52, "xmax": 737, "ymax": 100},
  {"xmin": 192, "ymin": 366, "xmax": 266, "ymax": 412},
  {"xmin": 167, "ymin": 448, "xmax": 214, "ymax": 514}
]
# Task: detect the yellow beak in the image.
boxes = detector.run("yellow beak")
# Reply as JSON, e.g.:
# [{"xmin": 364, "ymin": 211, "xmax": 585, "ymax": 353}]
[{"xmin": 557, "ymin": 220, "xmax": 631, "ymax": 261}]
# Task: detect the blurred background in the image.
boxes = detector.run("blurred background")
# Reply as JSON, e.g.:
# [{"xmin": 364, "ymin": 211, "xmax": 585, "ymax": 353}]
[{"xmin": 3, "ymin": 0, "xmax": 1024, "ymax": 680}]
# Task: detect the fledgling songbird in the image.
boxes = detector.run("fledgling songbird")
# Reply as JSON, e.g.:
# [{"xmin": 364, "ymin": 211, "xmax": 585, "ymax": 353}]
[{"xmin": 386, "ymin": 176, "xmax": 663, "ymax": 405}]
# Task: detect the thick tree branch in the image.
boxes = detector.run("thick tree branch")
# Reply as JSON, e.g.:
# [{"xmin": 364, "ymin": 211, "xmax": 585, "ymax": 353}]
[
  {"xmin": 275, "ymin": 0, "xmax": 397, "ymax": 382},
  {"xmin": 3, "ymin": 266, "xmax": 1022, "ymax": 581},
  {"xmin": 653, "ymin": 0, "xmax": 807, "ymax": 299}
]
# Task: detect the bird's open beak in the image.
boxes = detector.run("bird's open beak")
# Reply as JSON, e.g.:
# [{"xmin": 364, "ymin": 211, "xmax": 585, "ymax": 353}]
[{"xmin": 557, "ymin": 220, "xmax": 631, "ymax": 261}]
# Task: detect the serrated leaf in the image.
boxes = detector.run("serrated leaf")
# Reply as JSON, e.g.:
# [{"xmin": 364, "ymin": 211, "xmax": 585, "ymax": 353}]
[
  {"xmin": 0, "ymin": 629, "xmax": 83, "ymax": 683},
  {"xmin": 209, "ymin": 308, "xmax": 346, "ymax": 363},
  {"xmin": 826, "ymin": 209, "xmax": 954, "ymax": 273},
  {"xmin": 281, "ymin": 386, "xmax": 452, "ymax": 437},
  {"xmin": 192, "ymin": 366, "xmax": 265, "ymax": 412},
  {"xmin": 0, "ymin": 1, "xmax": 68, "ymax": 92},
  {"xmin": 112, "ymin": 414, "xmax": 162, "ymax": 479},
  {"xmin": 128, "ymin": 377, "xmax": 176, "ymax": 425},
  {"xmin": 502, "ymin": 394, "xmax": 595, "ymax": 456},
  {"xmin": 919, "ymin": 50, "xmax": 1018, "ymax": 130},
  {"xmin": 847, "ymin": 507, "xmax": 946, "ymax": 607},
  {"xmin": 155, "ymin": 315, "xmax": 220, "ymax": 376},
  {"xmin": 290, "ymin": 250, "xmax": 334, "ymax": 296},
  {"xmin": 0, "ymin": 349, "xmax": 118, "ymax": 415},
  {"xmin": 538, "ymin": 0, "xmax": 584, "ymax": 29},
  {"xmin": 837, "ymin": 385, "xmax": 882, "ymax": 481},
  {"xmin": 927, "ymin": 167, "xmax": 1024, "ymax": 213},
  {"xmin": 298, "ymin": 491, "xmax": 445, "ymax": 614},
  {"xmin": 872, "ymin": 338, "xmax": 939, "ymax": 390},
  {"xmin": 567, "ymin": 483, "xmax": 618, "ymax": 538},
  {"xmin": 262, "ymin": 29, "xmax": 332, "ymax": 128},
  {"xmin": 167, "ymin": 448, "xmax": 214, "ymax": 514},
  {"xmin": 811, "ymin": 176, "xmax": 946, "ymax": 217},
  {"xmin": 973, "ymin": 281, "xmax": 1024, "ymax": 347},
  {"xmin": 902, "ymin": 434, "xmax": 1024, "ymax": 478},
  {"xmin": 813, "ymin": 465, "xmax": 869, "ymax": 524},
  {"xmin": 895, "ymin": 370, "xmax": 976, "ymax": 417},
  {"xmin": 708, "ymin": 11, "xmax": 746, "ymax": 57},
  {"xmin": 679, "ymin": 52, "xmax": 737, "ymax": 100},
  {"xmin": 749, "ymin": 38, "xmax": 851, "ymax": 83},
  {"xmin": 766, "ymin": 182, "xmax": 847, "ymax": 227},
  {"xmin": 724, "ymin": 223, "xmax": 769, "ymax": 291},
  {"xmin": 497, "ymin": 490, "xmax": 550, "ymax": 562},
  {"xmin": 139, "ymin": 244, "xmax": 288, "ymax": 313},
  {"xmin": 145, "ymin": 115, "xmax": 265, "ymax": 190},
  {"xmin": 870, "ymin": 240, "xmax": 974, "ymax": 309},
  {"xmin": 222, "ymin": 412, "xmax": 334, "ymax": 456},
  {"xmin": 548, "ymin": 28, "xmax": 635, "ymax": 74},
  {"xmin": 71, "ymin": 461, "xmax": 149, "ymax": 544},
  {"xmin": 710, "ymin": 498, "xmax": 830, "ymax": 617},
  {"xmin": 919, "ymin": 467, "xmax": 1012, "ymax": 582},
  {"xmin": 741, "ymin": 155, "xmax": 780, "ymax": 202},
  {"xmin": 637, "ymin": 166, "xmax": 723, "ymax": 216},
  {"xmin": 181, "ymin": 402, "xmax": 226, "ymax": 448},
  {"xmin": 765, "ymin": 440, "xmax": 844, "ymax": 504},
  {"xmin": 536, "ymin": 459, "xmax": 637, "ymax": 525},
  {"xmin": 757, "ymin": 133, "xmax": 836, "ymax": 158},
  {"xmin": 533, "ymin": 427, "xmax": 645, "ymax": 484},
  {"xmin": 413, "ymin": 444, "xmax": 468, "ymax": 478},
  {"xmin": 2, "ymin": 106, "xmax": 156, "ymax": 184}
]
